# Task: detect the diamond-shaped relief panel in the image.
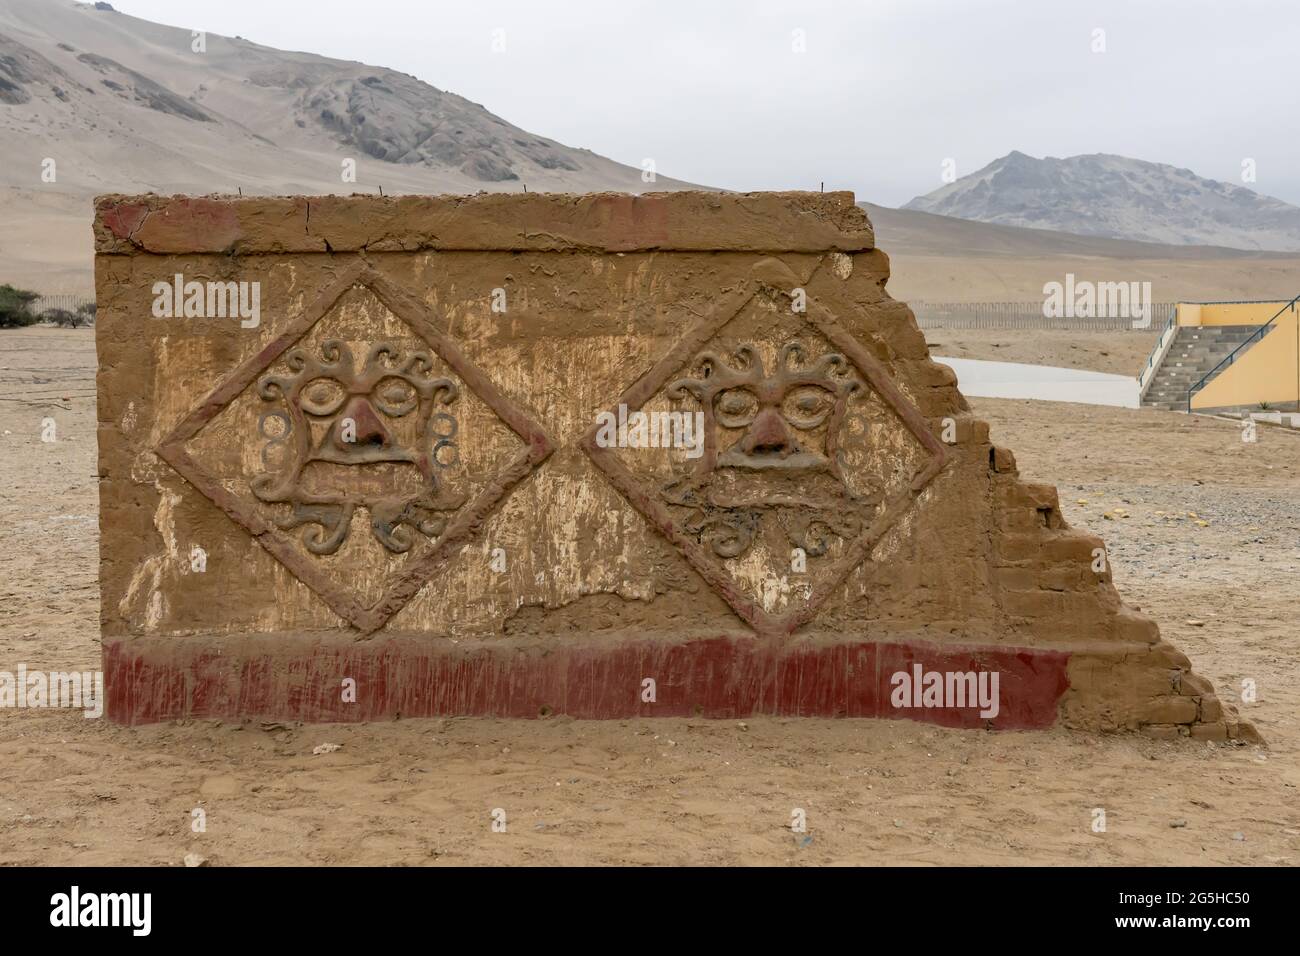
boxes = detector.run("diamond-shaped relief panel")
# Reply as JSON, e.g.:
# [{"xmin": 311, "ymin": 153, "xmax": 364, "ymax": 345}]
[
  {"xmin": 586, "ymin": 289, "xmax": 945, "ymax": 635},
  {"xmin": 162, "ymin": 267, "xmax": 552, "ymax": 631},
  {"xmin": 184, "ymin": 286, "xmax": 524, "ymax": 609}
]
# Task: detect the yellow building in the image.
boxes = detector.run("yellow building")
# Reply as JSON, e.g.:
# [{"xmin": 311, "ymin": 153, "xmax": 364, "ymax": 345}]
[{"xmin": 1138, "ymin": 298, "xmax": 1300, "ymax": 412}]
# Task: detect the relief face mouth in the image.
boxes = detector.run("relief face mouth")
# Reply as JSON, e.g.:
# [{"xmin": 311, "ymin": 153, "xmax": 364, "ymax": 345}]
[
  {"xmin": 715, "ymin": 447, "xmax": 829, "ymax": 471},
  {"xmin": 296, "ymin": 458, "xmax": 432, "ymax": 502},
  {"xmin": 704, "ymin": 467, "xmax": 848, "ymax": 509},
  {"xmin": 714, "ymin": 403, "xmax": 834, "ymax": 471},
  {"xmin": 304, "ymin": 389, "xmax": 424, "ymax": 467}
]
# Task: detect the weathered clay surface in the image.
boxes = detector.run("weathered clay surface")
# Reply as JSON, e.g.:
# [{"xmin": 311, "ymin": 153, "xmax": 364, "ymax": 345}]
[{"xmin": 94, "ymin": 190, "xmax": 1257, "ymax": 740}]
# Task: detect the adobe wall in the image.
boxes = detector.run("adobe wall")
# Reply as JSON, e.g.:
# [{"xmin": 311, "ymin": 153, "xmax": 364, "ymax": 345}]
[{"xmin": 92, "ymin": 190, "xmax": 1257, "ymax": 740}]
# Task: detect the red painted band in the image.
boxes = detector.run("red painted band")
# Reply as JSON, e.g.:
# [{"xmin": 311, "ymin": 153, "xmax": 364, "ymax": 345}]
[{"xmin": 103, "ymin": 635, "xmax": 1070, "ymax": 729}]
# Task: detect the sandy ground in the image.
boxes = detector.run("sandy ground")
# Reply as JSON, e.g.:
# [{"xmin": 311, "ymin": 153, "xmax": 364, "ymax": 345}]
[
  {"xmin": 923, "ymin": 328, "xmax": 1163, "ymax": 377},
  {"xmin": 1, "ymin": 327, "xmax": 1297, "ymax": 866}
]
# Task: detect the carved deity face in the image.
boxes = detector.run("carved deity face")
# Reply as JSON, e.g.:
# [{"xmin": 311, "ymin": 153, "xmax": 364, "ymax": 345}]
[
  {"xmin": 669, "ymin": 342, "xmax": 861, "ymax": 481},
  {"xmin": 265, "ymin": 340, "xmax": 456, "ymax": 477},
  {"xmin": 251, "ymin": 340, "xmax": 465, "ymax": 555},
  {"xmin": 661, "ymin": 341, "xmax": 869, "ymax": 562}
]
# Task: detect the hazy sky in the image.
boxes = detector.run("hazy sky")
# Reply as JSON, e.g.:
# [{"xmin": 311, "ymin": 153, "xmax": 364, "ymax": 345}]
[{"xmin": 111, "ymin": 0, "xmax": 1300, "ymax": 206}]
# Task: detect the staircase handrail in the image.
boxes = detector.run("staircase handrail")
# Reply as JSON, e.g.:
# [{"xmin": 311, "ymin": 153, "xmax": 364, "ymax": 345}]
[{"xmin": 1186, "ymin": 294, "xmax": 1300, "ymax": 411}]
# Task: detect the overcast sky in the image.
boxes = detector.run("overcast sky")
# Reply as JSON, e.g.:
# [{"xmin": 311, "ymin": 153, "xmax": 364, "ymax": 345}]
[{"xmin": 111, "ymin": 0, "xmax": 1300, "ymax": 206}]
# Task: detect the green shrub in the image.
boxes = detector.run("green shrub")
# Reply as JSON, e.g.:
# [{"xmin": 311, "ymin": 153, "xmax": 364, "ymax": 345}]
[{"xmin": 0, "ymin": 284, "xmax": 39, "ymax": 328}]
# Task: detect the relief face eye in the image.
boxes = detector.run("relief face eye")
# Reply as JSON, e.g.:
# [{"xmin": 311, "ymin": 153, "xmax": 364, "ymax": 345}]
[
  {"xmin": 715, "ymin": 387, "xmax": 759, "ymax": 428},
  {"xmin": 782, "ymin": 386, "xmax": 835, "ymax": 429},
  {"xmin": 298, "ymin": 377, "xmax": 347, "ymax": 416},
  {"xmin": 371, "ymin": 377, "xmax": 418, "ymax": 417}
]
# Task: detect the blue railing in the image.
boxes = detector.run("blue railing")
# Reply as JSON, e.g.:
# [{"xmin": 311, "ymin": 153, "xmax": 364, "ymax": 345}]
[{"xmin": 1186, "ymin": 294, "xmax": 1300, "ymax": 411}]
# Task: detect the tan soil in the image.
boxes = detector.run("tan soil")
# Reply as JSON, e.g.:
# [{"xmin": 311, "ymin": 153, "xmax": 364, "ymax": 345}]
[
  {"xmin": 1, "ymin": 328, "xmax": 1296, "ymax": 866},
  {"xmin": 923, "ymin": 329, "xmax": 1163, "ymax": 377}
]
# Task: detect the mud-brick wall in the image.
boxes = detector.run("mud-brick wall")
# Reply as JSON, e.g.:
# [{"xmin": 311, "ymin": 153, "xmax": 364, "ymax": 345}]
[
  {"xmin": 94, "ymin": 191, "xmax": 971, "ymax": 641},
  {"xmin": 91, "ymin": 191, "xmax": 1256, "ymax": 738}
]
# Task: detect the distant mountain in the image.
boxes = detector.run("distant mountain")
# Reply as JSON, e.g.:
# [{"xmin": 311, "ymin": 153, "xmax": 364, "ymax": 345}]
[
  {"xmin": 0, "ymin": 0, "xmax": 696, "ymax": 194},
  {"xmin": 0, "ymin": 0, "xmax": 699, "ymax": 291},
  {"xmin": 903, "ymin": 151, "xmax": 1300, "ymax": 252},
  {"xmin": 856, "ymin": 201, "xmax": 1300, "ymax": 303}
]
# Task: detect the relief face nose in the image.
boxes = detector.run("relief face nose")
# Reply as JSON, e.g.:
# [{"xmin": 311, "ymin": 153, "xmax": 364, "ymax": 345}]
[
  {"xmin": 741, "ymin": 407, "xmax": 795, "ymax": 456},
  {"xmin": 335, "ymin": 396, "xmax": 391, "ymax": 450}
]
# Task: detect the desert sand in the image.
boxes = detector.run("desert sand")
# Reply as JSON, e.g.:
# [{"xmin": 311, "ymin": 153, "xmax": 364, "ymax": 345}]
[
  {"xmin": 923, "ymin": 328, "xmax": 1164, "ymax": 377},
  {"xmin": 0, "ymin": 327, "xmax": 1295, "ymax": 866}
]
